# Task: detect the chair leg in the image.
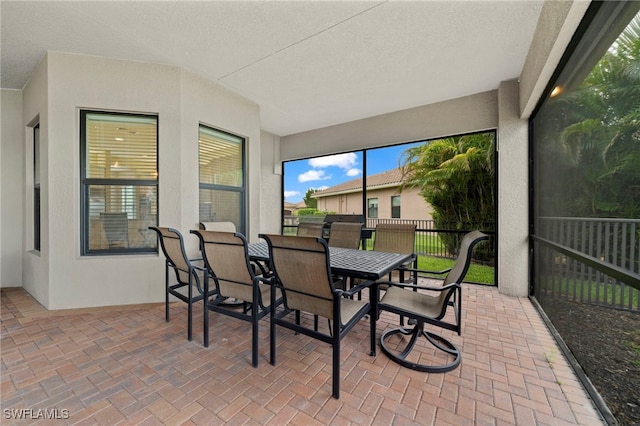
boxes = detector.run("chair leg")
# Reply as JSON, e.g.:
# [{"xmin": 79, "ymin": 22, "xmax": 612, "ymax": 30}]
[
  {"xmin": 269, "ymin": 321, "xmax": 276, "ymax": 366},
  {"xmin": 187, "ymin": 284, "xmax": 193, "ymax": 341},
  {"xmin": 380, "ymin": 321, "xmax": 461, "ymax": 373},
  {"xmin": 203, "ymin": 280, "xmax": 210, "ymax": 348},
  {"xmin": 331, "ymin": 321, "xmax": 341, "ymax": 399},
  {"xmin": 165, "ymin": 266, "xmax": 170, "ymax": 322},
  {"xmin": 269, "ymin": 282, "xmax": 277, "ymax": 366},
  {"xmin": 251, "ymin": 303, "xmax": 259, "ymax": 368},
  {"xmin": 165, "ymin": 292, "xmax": 170, "ymax": 322}
]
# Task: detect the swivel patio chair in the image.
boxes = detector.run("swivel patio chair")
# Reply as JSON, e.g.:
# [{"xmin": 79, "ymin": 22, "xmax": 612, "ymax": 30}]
[
  {"xmin": 377, "ymin": 230, "xmax": 489, "ymax": 373},
  {"xmin": 191, "ymin": 230, "xmax": 281, "ymax": 367},
  {"xmin": 261, "ymin": 233, "xmax": 374, "ymax": 399},
  {"xmin": 149, "ymin": 226, "xmax": 217, "ymax": 341}
]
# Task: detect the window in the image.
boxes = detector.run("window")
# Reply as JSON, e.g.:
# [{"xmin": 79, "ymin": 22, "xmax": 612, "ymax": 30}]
[
  {"xmin": 33, "ymin": 124, "xmax": 40, "ymax": 251},
  {"xmin": 199, "ymin": 125, "xmax": 245, "ymax": 234},
  {"xmin": 81, "ymin": 111, "xmax": 158, "ymax": 254},
  {"xmin": 282, "ymin": 134, "xmax": 494, "ymax": 232},
  {"xmin": 391, "ymin": 195, "xmax": 400, "ymax": 218},
  {"xmin": 368, "ymin": 198, "xmax": 378, "ymax": 218}
]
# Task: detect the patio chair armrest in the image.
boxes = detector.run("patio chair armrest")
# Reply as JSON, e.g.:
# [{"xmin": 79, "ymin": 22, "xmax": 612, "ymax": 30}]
[
  {"xmin": 342, "ymin": 279, "xmax": 373, "ymax": 297},
  {"xmin": 251, "ymin": 260, "xmax": 272, "ymax": 277},
  {"xmin": 380, "ymin": 280, "xmax": 461, "ymax": 293},
  {"xmin": 402, "ymin": 266, "xmax": 452, "ymax": 276},
  {"xmin": 188, "ymin": 257, "xmax": 205, "ymax": 268},
  {"xmin": 191, "ymin": 264, "xmax": 208, "ymax": 273},
  {"xmin": 258, "ymin": 275, "xmax": 276, "ymax": 286}
]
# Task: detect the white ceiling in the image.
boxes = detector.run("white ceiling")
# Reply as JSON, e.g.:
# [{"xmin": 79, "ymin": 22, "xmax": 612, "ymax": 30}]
[{"xmin": 1, "ymin": 1, "xmax": 544, "ymax": 136}]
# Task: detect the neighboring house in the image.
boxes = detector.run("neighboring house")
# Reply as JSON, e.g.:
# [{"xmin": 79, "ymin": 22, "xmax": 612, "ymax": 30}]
[
  {"xmin": 313, "ymin": 168, "xmax": 432, "ymax": 221},
  {"xmin": 283, "ymin": 201, "xmax": 307, "ymax": 217}
]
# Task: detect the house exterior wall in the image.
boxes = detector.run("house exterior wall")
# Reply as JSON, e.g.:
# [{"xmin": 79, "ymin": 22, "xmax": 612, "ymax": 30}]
[
  {"xmin": 20, "ymin": 58, "xmax": 48, "ymax": 304},
  {"xmin": 316, "ymin": 192, "xmax": 363, "ymax": 216},
  {"xmin": 1, "ymin": 90, "xmax": 24, "ymax": 289},
  {"xmin": 316, "ymin": 186, "xmax": 432, "ymax": 221},
  {"xmin": 15, "ymin": 52, "xmax": 262, "ymax": 309},
  {"xmin": 280, "ymin": 91, "xmax": 498, "ymax": 161},
  {"xmin": 260, "ymin": 131, "xmax": 283, "ymax": 235}
]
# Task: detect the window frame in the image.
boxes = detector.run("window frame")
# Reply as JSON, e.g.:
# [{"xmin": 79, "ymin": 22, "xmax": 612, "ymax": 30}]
[
  {"xmin": 33, "ymin": 123, "xmax": 41, "ymax": 251},
  {"xmin": 198, "ymin": 124, "xmax": 246, "ymax": 235},
  {"xmin": 368, "ymin": 197, "xmax": 379, "ymax": 219},
  {"xmin": 391, "ymin": 195, "xmax": 401, "ymax": 218},
  {"xmin": 80, "ymin": 109, "xmax": 159, "ymax": 255}
]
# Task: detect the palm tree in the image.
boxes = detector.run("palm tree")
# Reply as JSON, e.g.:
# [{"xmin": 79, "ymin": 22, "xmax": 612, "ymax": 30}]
[
  {"xmin": 543, "ymin": 13, "xmax": 640, "ymax": 218},
  {"xmin": 400, "ymin": 132, "xmax": 495, "ymax": 254}
]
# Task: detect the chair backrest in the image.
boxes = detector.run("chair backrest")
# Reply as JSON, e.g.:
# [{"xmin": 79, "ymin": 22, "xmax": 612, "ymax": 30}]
[
  {"xmin": 323, "ymin": 214, "xmax": 365, "ymax": 224},
  {"xmin": 328, "ymin": 222, "xmax": 363, "ymax": 249},
  {"xmin": 262, "ymin": 234, "xmax": 335, "ymax": 319},
  {"xmin": 373, "ymin": 223, "xmax": 416, "ymax": 254},
  {"xmin": 191, "ymin": 230, "xmax": 255, "ymax": 302},
  {"xmin": 199, "ymin": 221, "xmax": 237, "ymax": 232},
  {"xmin": 100, "ymin": 212, "xmax": 129, "ymax": 247},
  {"xmin": 149, "ymin": 227, "xmax": 191, "ymax": 283},
  {"xmin": 442, "ymin": 231, "xmax": 489, "ymax": 287},
  {"xmin": 296, "ymin": 221, "xmax": 325, "ymax": 238}
]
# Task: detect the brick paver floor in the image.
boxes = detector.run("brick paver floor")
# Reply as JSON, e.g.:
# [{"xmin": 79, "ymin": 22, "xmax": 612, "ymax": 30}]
[{"xmin": 1, "ymin": 285, "xmax": 604, "ymax": 425}]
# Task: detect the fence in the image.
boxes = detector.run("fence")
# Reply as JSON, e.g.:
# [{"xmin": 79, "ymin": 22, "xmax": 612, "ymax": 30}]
[
  {"xmin": 534, "ymin": 217, "xmax": 640, "ymax": 311},
  {"xmin": 285, "ymin": 216, "xmax": 494, "ymax": 263}
]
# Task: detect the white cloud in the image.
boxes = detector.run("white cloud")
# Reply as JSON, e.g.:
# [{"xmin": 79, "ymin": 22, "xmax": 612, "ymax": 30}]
[
  {"xmin": 284, "ymin": 190, "xmax": 300, "ymax": 199},
  {"xmin": 315, "ymin": 185, "xmax": 329, "ymax": 191},
  {"xmin": 298, "ymin": 170, "xmax": 331, "ymax": 183},
  {"xmin": 346, "ymin": 168, "xmax": 361, "ymax": 177},
  {"xmin": 308, "ymin": 153, "xmax": 358, "ymax": 170}
]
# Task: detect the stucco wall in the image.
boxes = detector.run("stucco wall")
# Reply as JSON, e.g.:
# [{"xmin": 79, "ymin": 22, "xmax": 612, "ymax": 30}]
[
  {"xmin": 1, "ymin": 90, "xmax": 24, "ymax": 288},
  {"xmin": 21, "ymin": 57, "xmax": 48, "ymax": 304},
  {"xmin": 281, "ymin": 91, "xmax": 498, "ymax": 162},
  {"xmin": 20, "ymin": 52, "xmax": 261, "ymax": 309},
  {"xmin": 520, "ymin": 0, "xmax": 591, "ymax": 117},
  {"xmin": 497, "ymin": 80, "xmax": 530, "ymax": 297},
  {"xmin": 259, "ymin": 131, "xmax": 284, "ymax": 235}
]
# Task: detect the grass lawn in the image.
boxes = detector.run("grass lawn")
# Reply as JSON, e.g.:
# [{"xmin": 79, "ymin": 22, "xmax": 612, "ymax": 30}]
[{"xmin": 417, "ymin": 255, "xmax": 495, "ymax": 285}]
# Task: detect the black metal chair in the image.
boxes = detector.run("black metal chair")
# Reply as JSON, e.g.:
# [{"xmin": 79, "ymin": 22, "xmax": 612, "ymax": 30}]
[
  {"xmin": 261, "ymin": 233, "xmax": 374, "ymax": 399},
  {"xmin": 148, "ymin": 226, "xmax": 217, "ymax": 341},
  {"xmin": 191, "ymin": 229, "xmax": 281, "ymax": 367},
  {"xmin": 377, "ymin": 230, "xmax": 489, "ymax": 373}
]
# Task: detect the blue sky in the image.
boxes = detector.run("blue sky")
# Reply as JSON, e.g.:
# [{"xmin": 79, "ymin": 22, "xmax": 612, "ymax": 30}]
[{"xmin": 283, "ymin": 142, "xmax": 423, "ymax": 203}]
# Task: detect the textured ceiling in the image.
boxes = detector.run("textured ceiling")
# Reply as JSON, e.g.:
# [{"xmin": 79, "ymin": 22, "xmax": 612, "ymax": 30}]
[{"xmin": 1, "ymin": 1, "xmax": 544, "ymax": 136}]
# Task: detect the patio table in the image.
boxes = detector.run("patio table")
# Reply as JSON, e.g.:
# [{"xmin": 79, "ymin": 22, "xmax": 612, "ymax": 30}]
[
  {"xmin": 248, "ymin": 240, "xmax": 414, "ymax": 355},
  {"xmin": 248, "ymin": 241, "xmax": 414, "ymax": 281}
]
